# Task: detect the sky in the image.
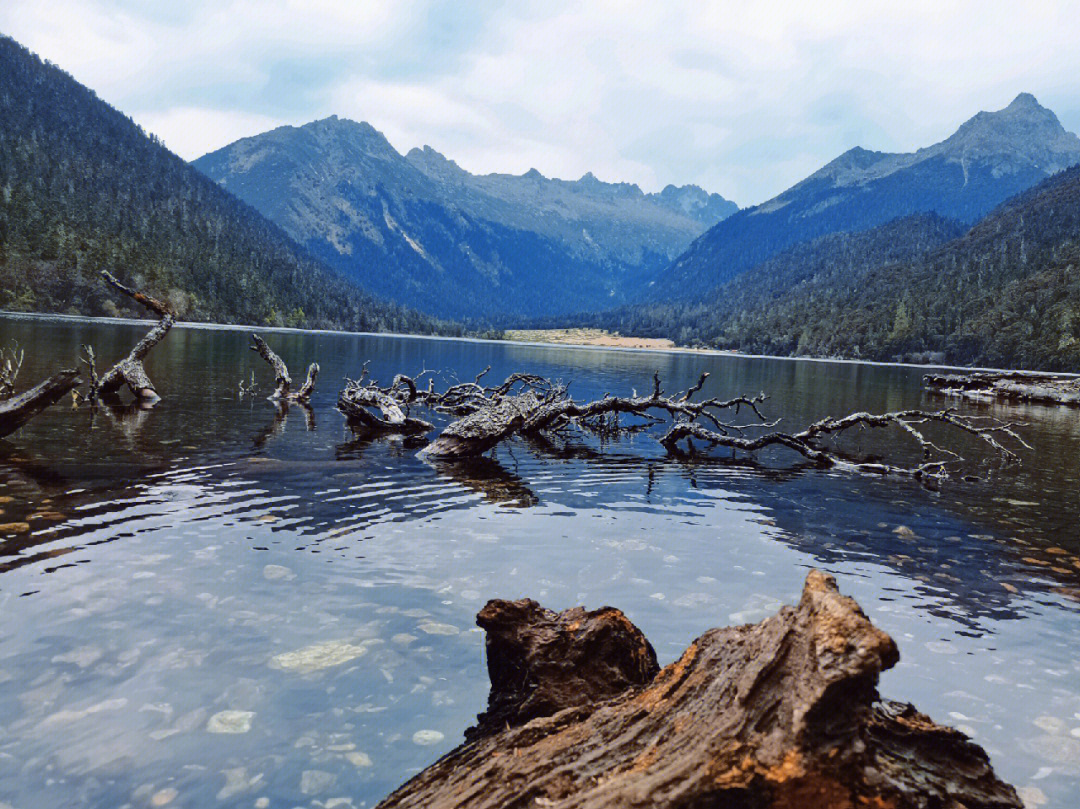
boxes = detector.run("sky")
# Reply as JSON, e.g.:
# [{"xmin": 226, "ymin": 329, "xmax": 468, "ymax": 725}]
[{"xmin": 3, "ymin": 1, "xmax": 1080, "ymax": 206}]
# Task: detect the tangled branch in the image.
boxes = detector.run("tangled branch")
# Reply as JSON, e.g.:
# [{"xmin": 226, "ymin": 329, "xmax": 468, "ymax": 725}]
[{"xmin": 335, "ymin": 366, "xmax": 1028, "ymax": 479}]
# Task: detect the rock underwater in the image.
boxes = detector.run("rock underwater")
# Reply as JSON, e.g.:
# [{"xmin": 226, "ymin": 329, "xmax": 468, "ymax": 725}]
[{"xmin": 376, "ymin": 570, "xmax": 1021, "ymax": 809}]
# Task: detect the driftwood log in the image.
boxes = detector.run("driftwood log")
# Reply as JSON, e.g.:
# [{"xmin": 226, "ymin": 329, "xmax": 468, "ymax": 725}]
[
  {"xmin": 250, "ymin": 334, "xmax": 319, "ymax": 402},
  {"xmin": 80, "ymin": 272, "xmax": 176, "ymax": 402},
  {"xmin": 377, "ymin": 570, "xmax": 1020, "ymax": 809},
  {"xmin": 0, "ymin": 369, "xmax": 82, "ymax": 438},
  {"xmin": 925, "ymin": 370, "xmax": 1080, "ymax": 407}
]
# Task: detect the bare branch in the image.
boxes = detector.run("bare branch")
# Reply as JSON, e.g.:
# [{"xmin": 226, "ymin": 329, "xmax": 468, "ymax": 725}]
[
  {"xmin": 0, "ymin": 341, "xmax": 25, "ymax": 401},
  {"xmin": 338, "ymin": 378, "xmax": 433, "ymax": 435},
  {"xmin": 249, "ymin": 334, "xmax": 318, "ymax": 402},
  {"xmin": 93, "ymin": 272, "xmax": 175, "ymax": 401}
]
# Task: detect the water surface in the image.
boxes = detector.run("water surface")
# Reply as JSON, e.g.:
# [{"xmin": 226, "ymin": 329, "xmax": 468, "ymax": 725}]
[{"xmin": 1, "ymin": 316, "xmax": 1078, "ymax": 809}]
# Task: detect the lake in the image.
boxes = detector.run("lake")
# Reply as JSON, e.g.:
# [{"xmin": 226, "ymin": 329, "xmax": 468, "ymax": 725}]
[{"xmin": 1, "ymin": 315, "xmax": 1078, "ymax": 809}]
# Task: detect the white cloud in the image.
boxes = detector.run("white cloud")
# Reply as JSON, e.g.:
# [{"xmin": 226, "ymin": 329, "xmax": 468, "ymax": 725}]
[
  {"xmin": 3, "ymin": 0, "xmax": 1080, "ymax": 204},
  {"xmin": 135, "ymin": 107, "xmax": 289, "ymax": 159}
]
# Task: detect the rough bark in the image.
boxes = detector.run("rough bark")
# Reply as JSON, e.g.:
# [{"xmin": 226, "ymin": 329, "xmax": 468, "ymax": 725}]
[
  {"xmin": 377, "ymin": 571, "xmax": 1021, "ymax": 809},
  {"xmin": 93, "ymin": 271, "xmax": 175, "ymax": 401},
  {"xmin": 925, "ymin": 370, "xmax": 1080, "ymax": 407},
  {"xmin": 420, "ymin": 392, "xmax": 545, "ymax": 457},
  {"xmin": 250, "ymin": 334, "xmax": 319, "ymax": 402},
  {"xmin": 466, "ymin": 599, "xmax": 659, "ymax": 743},
  {"xmin": 0, "ymin": 370, "xmax": 82, "ymax": 438}
]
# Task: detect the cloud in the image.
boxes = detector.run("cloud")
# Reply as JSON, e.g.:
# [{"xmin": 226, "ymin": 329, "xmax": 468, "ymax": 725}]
[
  {"xmin": 137, "ymin": 107, "xmax": 288, "ymax": 159},
  {"xmin": 3, "ymin": 0, "xmax": 1080, "ymax": 204}
]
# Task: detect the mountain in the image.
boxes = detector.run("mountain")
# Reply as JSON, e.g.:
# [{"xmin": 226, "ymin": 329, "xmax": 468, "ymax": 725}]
[
  {"xmin": 192, "ymin": 119, "xmax": 736, "ymax": 320},
  {"xmin": 581, "ymin": 213, "xmax": 964, "ymax": 344},
  {"xmin": 648, "ymin": 93, "xmax": 1080, "ymax": 301},
  {"xmin": 607, "ymin": 166, "xmax": 1080, "ymax": 371},
  {"xmin": 0, "ymin": 36, "xmax": 446, "ymax": 334}
]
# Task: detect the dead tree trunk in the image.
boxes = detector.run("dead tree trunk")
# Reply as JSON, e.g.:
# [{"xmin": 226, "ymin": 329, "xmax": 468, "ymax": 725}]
[
  {"xmin": 89, "ymin": 272, "xmax": 176, "ymax": 401},
  {"xmin": 376, "ymin": 571, "xmax": 1021, "ymax": 809},
  {"xmin": 420, "ymin": 392, "xmax": 545, "ymax": 457},
  {"xmin": 0, "ymin": 370, "xmax": 82, "ymax": 438},
  {"xmin": 249, "ymin": 334, "xmax": 319, "ymax": 402}
]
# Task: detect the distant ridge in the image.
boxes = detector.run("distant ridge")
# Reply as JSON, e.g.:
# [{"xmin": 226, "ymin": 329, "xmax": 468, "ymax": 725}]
[
  {"xmin": 594, "ymin": 166, "xmax": 1080, "ymax": 371},
  {"xmin": 0, "ymin": 36, "xmax": 445, "ymax": 334},
  {"xmin": 647, "ymin": 93, "xmax": 1080, "ymax": 302},
  {"xmin": 193, "ymin": 117, "xmax": 736, "ymax": 320}
]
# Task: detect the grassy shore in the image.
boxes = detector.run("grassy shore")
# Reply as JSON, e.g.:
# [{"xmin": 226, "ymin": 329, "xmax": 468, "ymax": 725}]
[{"xmin": 501, "ymin": 328, "xmax": 689, "ymax": 351}]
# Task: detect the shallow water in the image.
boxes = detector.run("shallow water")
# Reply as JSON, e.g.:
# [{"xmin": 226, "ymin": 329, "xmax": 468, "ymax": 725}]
[{"xmin": 0, "ymin": 316, "xmax": 1078, "ymax": 809}]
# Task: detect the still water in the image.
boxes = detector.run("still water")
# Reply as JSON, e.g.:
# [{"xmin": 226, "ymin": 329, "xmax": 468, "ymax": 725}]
[{"xmin": 1, "ymin": 316, "xmax": 1078, "ymax": 809}]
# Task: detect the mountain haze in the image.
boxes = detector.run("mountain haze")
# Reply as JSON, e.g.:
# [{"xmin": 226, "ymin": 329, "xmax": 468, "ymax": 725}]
[
  {"xmin": 193, "ymin": 118, "xmax": 736, "ymax": 320},
  {"xmin": 649, "ymin": 93, "xmax": 1080, "ymax": 301},
  {"xmin": 0, "ymin": 36, "xmax": 444, "ymax": 334}
]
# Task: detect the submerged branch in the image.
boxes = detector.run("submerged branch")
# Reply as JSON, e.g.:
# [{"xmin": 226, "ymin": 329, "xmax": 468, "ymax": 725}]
[{"xmin": 0, "ymin": 342, "xmax": 25, "ymax": 401}]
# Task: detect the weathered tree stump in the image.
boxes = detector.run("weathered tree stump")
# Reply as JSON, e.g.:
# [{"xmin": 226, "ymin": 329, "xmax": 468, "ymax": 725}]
[
  {"xmin": 466, "ymin": 598, "xmax": 659, "ymax": 743},
  {"xmin": 376, "ymin": 571, "xmax": 1020, "ymax": 809}
]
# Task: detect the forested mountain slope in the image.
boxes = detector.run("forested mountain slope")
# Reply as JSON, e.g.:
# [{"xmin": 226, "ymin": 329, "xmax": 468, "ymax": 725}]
[
  {"xmin": 647, "ymin": 94, "xmax": 1080, "ymax": 302},
  {"xmin": 599, "ymin": 166, "xmax": 1080, "ymax": 371},
  {"xmin": 587, "ymin": 213, "xmax": 964, "ymax": 345},
  {"xmin": 193, "ymin": 118, "xmax": 736, "ymax": 319},
  {"xmin": 0, "ymin": 36, "xmax": 446, "ymax": 334}
]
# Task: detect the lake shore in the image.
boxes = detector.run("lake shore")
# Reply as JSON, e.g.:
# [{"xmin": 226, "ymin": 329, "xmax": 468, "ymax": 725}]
[{"xmin": 3, "ymin": 310, "xmax": 1078, "ymax": 378}]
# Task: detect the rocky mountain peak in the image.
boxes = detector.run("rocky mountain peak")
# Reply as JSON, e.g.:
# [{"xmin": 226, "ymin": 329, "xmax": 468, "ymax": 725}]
[
  {"xmin": 404, "ymin": 145, "xmax": 468, "ymax": 181},
  {"xmin": 931, "ymin": 93, "xmax": 1080, "ymax": 171},
  {"xmin": 1005, "ymin": 92, "xmax": 1041, "ymax": 112}
]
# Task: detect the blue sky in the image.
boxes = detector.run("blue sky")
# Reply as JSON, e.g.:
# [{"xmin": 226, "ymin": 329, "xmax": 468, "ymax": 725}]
[{"xmin": 3, "ymin": 0, "xmax": 1079, "ymax": 205}]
